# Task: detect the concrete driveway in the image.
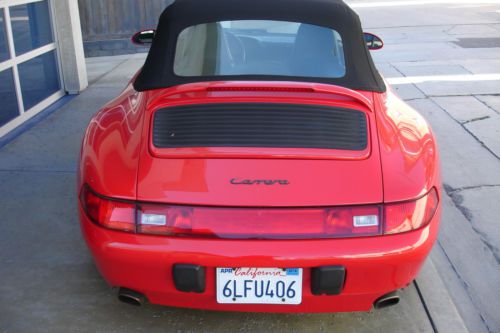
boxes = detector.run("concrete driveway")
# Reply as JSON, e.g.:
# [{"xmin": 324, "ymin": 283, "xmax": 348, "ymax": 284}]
[{"xmin": 1, "ymin": 1, "xmax": 499, "ymax": 332}]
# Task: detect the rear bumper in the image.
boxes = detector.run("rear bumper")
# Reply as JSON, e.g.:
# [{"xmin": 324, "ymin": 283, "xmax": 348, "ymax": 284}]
[{"xmin": 79, "ymin": 205, "xmax": 440, "ymax": 313}]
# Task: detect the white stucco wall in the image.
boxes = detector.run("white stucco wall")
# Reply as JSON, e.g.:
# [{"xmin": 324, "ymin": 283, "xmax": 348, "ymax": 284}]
[{"xmin": 53, "ymin": 0, "xmax": 88, "ymax": 94}]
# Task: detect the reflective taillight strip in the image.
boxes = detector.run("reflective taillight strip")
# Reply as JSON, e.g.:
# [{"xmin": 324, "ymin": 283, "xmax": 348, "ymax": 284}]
[
  {"xmin": 80, "ymin": 185, "xmax": 439, "ymax": 239},
  {"xmin": 80, "ymin": 186, "xmax": 136, "ymax": 233},
  {"xmin": 384, "ymin": 188, "xmax": 439, "ymax": 235}
]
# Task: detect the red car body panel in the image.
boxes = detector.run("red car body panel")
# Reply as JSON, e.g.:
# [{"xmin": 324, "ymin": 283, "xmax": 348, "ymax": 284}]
[
  {"xmin": 79, "ymin": 84, "xmax": 146, "ymax": 199},
  {"xmin": 78, "ymin": 79, "xmax": 441, "ymax": 312},
  {"xmin": 375, "ymin": 88, "xmax": 441, "ymax": 202},
  {"xmin": 79, "ymin": 204, "xmax": 440, "ymax": 312},
  {"xmin": 136, "ymin": 82, "xmax": 383, "ymax": 207}
]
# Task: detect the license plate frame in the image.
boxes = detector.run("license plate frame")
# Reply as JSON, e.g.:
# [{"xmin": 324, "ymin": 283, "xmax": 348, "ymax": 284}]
[{"xmin": 216, "ymin": 267, "xmax": 303, "ymax": 305}]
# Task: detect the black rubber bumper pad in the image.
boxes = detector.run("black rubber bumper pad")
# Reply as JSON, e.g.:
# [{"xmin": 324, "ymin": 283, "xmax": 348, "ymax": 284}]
[
  {"xmin": 311, "ymin": 266, "xmax": 346, "ymax": 295},
  {"xmin": 173, "ymin": 264, "xmax": 206, "ymax": 293}
]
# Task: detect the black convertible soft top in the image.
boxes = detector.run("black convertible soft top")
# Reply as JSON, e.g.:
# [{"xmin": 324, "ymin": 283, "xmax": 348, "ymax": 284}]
[{"xmin": 134, "ymin": 0, "xmax": 386, "ymax": 92}]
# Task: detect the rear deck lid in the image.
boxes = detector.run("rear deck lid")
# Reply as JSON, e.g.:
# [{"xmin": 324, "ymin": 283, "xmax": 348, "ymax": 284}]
[{"xmin": 137, "ymin": 94, "xmax": 383, "ymax": 207}]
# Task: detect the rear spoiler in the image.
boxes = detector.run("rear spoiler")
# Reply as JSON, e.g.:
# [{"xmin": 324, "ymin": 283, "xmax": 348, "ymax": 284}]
[{"xmin": 147, "ymin": 81, "xmax": 374, "ymax": 112}]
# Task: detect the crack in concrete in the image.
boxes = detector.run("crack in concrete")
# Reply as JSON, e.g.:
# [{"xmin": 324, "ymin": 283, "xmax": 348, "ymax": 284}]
[
  {"xmin": 391, "ymin": 63, "xmax": 407, "ymax": 77},
  {"xmin": 473, "ymin": 95, "xmax": 500, "ymax": 116},
  {"xmin": 444, "ymin": 24, "xmax": 457, "ymax": 34},
  {"xmin": 446, "ymin": 184, "xmax": 500, "ymax": 193},
  {"xmin": 461, "ymin": 116, "xmax": 490, "ymax": 124},
  {"xmin": 388, "ymin": 65, "xmax": 431, "ymax": 102},
  {"xmin": 413, "ymin": 280, "xmax": 438, "ymax": 333},
  {"xmin": 459, "ymin": 64, "xmax": 475, "ymax": 75},
  {"xmin": 461, "ymin": 126, "xmax": 500, "ymax": 160},
  {"xmin": 443, "ymin": 183, "xmax": 500, "ymax": 265},
  {"xmin": 87, "ymin": 58, "xmax": 129, "ymax": 86},
  {"xmin": 427, "ymin": 98, "xmax": 500, "ymax": 160},
  {"xmin": 436, "ymin": 241, "xmax": 495, "ymax": 333},
  {"xmin": 403, "ymin": 98, "xmax": 429, "ymax": 102},
  {"xmin": 425, "ymin": 93, "xmax": 500, "ymax": 98}
]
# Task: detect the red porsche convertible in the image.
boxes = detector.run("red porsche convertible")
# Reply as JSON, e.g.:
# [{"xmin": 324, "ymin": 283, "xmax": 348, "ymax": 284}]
[{"xmin": 78, "ymin": 0, "xmax": 441, "ymax": 313}]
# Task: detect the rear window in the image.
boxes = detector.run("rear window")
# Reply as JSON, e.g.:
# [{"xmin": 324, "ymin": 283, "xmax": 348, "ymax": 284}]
[{"xmin": 174, "ymin": 20, "xmax": 346, "ymax": 79}]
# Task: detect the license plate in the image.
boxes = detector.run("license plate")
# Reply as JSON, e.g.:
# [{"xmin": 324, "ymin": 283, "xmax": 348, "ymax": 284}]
[{"xmin": 216, "ymin": 268, "xmax": 303, "ymax": 305}]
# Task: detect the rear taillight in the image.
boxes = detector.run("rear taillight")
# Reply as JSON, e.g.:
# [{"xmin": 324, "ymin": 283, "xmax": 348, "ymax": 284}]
[
  {"xmin": 80, "ymin": 186, "xmax": 438, "ymax": 238},
  {"xmin": 137, "ymin": 205, "xmax": 381, "ymax": 239},
  {"xmin": 384, "ymin": 188, "xmax": 439, "ymax": 234},
  {"xmin": 80, "ymin": 186, "xmax": 136, "ymax": 233}
]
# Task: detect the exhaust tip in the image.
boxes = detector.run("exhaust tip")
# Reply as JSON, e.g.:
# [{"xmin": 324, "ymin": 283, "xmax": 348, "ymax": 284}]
[
  {"xmin": 118, "ymin": 288, "xmax": 145, "ymax": 306},
  {"xmin": 374, "ymin": 291, "xmax": 400, "ymax": 309}
]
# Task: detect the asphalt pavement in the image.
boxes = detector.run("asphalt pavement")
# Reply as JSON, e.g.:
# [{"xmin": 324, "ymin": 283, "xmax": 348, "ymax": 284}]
[{"xmin": 1, "ymin": 1, "xmax": 499, "ymax": 332}]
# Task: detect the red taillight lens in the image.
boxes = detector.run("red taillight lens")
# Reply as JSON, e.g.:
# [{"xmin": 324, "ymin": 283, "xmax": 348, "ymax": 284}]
[
  {"xmin": 137, "ymin": 204, "xmax": 382, "ymax": 239},
  {"xmin": 79, "ymin": 185, "xmax": 438, "ymax": 238},
  {"xmin": 384, "ymin": 188, "xmax": 439, "ymax": 235},
  {"xmin": 326, "ymin": 206, "xmax": 381, "ymax": 237},
  {"xmin": 137, "ymin": 205, "xmax": 194, "ymax": 236},
  {"xmin": 80, "ymin": 186, "xmax": 136, "ymax": 233}
]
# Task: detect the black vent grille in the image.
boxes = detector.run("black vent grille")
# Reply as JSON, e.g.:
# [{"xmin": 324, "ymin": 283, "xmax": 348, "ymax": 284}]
[{"xmin": 153, "ymin": 103, "xmax": 368, "ymax": 150}]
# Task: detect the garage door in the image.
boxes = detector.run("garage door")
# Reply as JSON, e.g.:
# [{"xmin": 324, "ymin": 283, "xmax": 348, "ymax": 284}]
[{"xmin": 0, "ymin": 0, "xmax": 64, "ymax": 136}]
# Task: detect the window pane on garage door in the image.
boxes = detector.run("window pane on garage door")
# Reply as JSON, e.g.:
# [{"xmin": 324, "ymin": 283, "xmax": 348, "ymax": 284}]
[
  {"xmin": 0, "ymin": 9, "xmax": 10, "ymax": 62},
  {"xmin": 11, "ymin": 0, "xmax": 53, "ymax": 56},
  {"xmin": 0, "ymin": 69, "xmax": 19, "ymax": 126},
  {"xmin": 18, "ymin": 50, "xmax": 60, "ymax": 110}
]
